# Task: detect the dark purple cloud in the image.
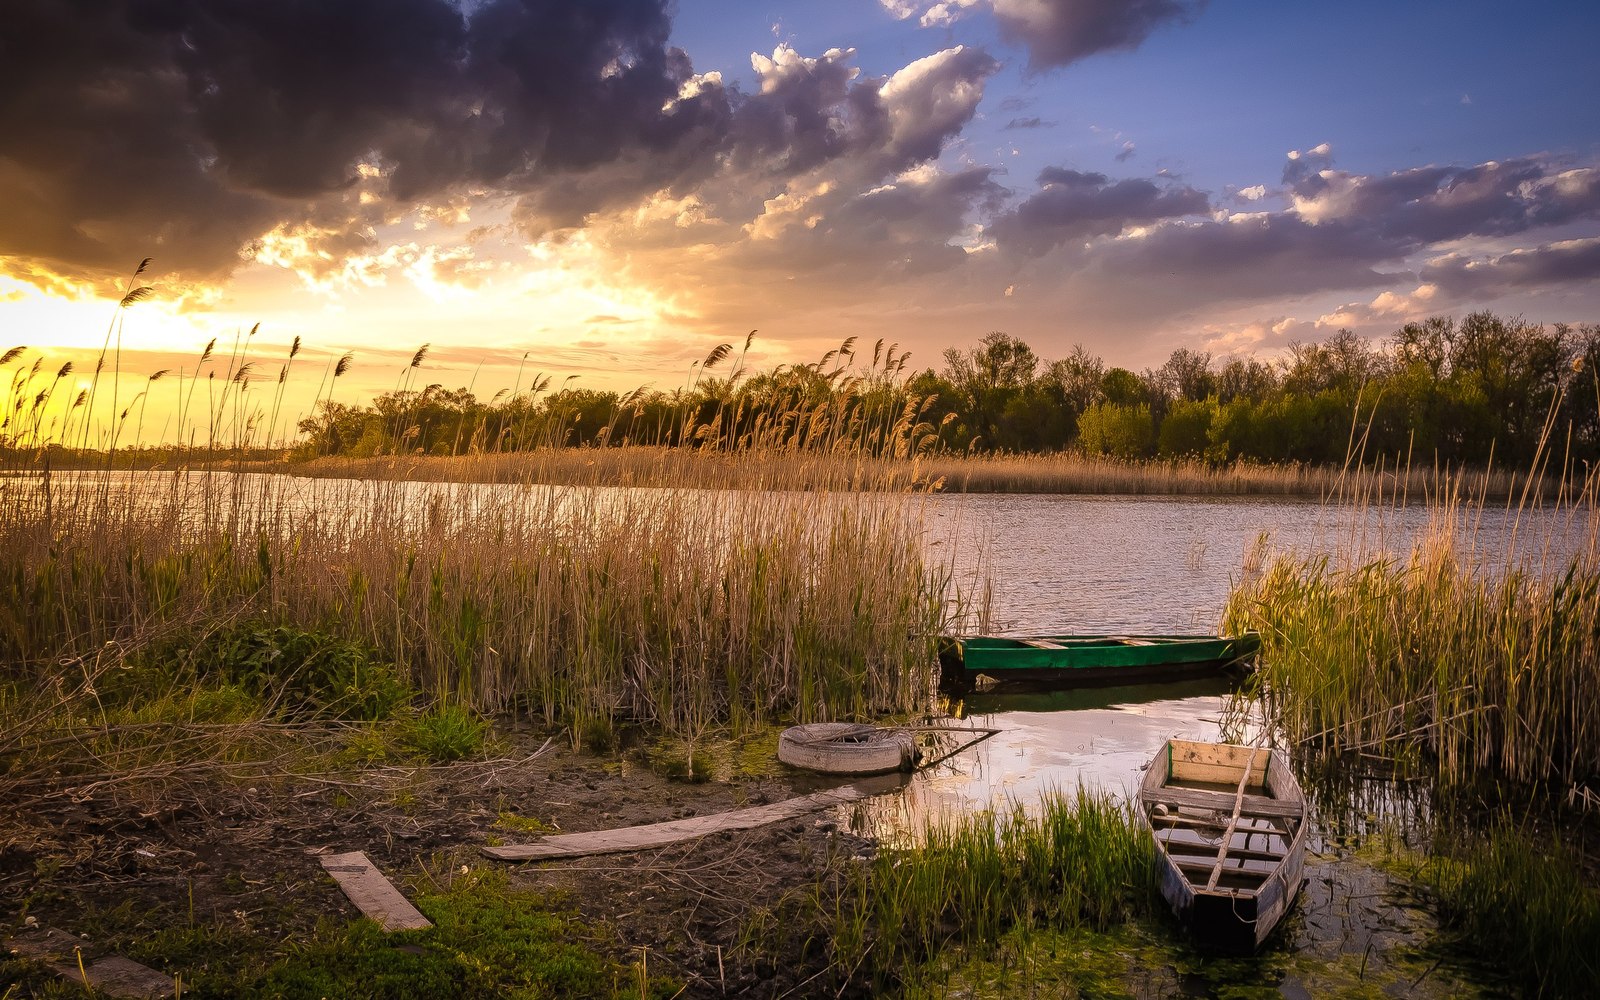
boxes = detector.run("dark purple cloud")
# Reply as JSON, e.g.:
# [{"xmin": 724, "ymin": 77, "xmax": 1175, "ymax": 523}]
[
  {"xmin": 1013, "ymin": 151, "xmax": 1600, "ymax": 315},
  {"xmin": 1, "ymin": 1, "xmax": 1005, "ymax": 286},
  {"xmin": 0, "ymin": 0, "xmax": 727, "ymax": 280},
  {"xmin": 992, "ymin": 0, "xmax": 1205, "ymax": 71},
  {"xmin": 990, "ymin": 167, "xmax": 1209, "ymax": 254},
  {"xmin": 1422, "ymin": 238, "xmax": 1600, "ymax": 298},
  {"xmin": 513, "ymin": 43, "xmax": 999, "ymax": 234}
]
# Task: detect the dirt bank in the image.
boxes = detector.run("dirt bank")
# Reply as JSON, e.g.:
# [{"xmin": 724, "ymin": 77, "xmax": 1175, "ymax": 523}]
[{"xmin": 1, "ymin": 728, "xmax": 876, "ymax": 998}]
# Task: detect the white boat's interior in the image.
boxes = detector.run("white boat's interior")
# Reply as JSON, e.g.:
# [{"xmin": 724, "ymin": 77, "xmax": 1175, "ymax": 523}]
[{"xmin": 1140, "ymin": 739, "xmax": 1304, "ymax": 894}]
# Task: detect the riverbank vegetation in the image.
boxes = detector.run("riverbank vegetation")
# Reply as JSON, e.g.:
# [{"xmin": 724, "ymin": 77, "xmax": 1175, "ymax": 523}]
[
  {"xmin": 9, "ymin": 312, "xmax": 1595, "ymax": 491},
  {"xmin": 1212, "ymin": 462, "xmax": 1600, "ymax": 995},
  {"xmin": 258, "ymin": 313, "xmax": 1598, "ymax": 472},
  {"xmin": 818, "ymin": 790, "xmax": 1158, "ymax": 993},
  {"xmin": 1419, "ymin": 822, "xmax": 1600, "ymax": 998},
  {"xmin": 0, "ymin": 466, "xmax": 965, "ymax": 743},
  {"xmin": 1223, "ymin": 491, "xmax": 1600, "ymax": 796}
]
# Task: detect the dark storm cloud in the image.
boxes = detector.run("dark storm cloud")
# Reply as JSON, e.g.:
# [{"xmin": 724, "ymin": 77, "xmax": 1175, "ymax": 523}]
[
  {"xmin": 990, "ymin": 167, "xmax": 1208, "ymax": 254},
  {"xmin": 0, "ymin": 0, "xmax": 722, "ymax": 280},
  {"xmin": 749, "ymin": 167, "xmax": 1007, "ymax": 278},
  {"xmin": 512, "ymin": 43, "xmax": 999, "ymax": 233},
  {"xmin": 991, "ymin": 0, "xmax": 1205, "ymax": 71},
  {"xmin": 1022, "ymin": 150, "xmax": 1600, "ymax": 312},
  {"xmin": 724, "ymin": 47, "xmax": 883, "ymax": 179},
  {"xmin": 1112, "ymin": 213, "xmax": 1393, "ymax": 287},
  {"xmin": 1, "ymin": 1, "xmax": 1005, "ymax": 285}
]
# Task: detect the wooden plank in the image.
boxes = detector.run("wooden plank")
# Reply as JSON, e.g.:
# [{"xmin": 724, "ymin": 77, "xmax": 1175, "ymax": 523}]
[
  {"xmin": 320, "ymin": 851, "xmax": 432, "ymax": 931},
  {"xmin": 1019, "ymin": 639, "xmax": 1067, "ymax": 649},
  {"xmin": 7, "ymin": 928, "xmax": 174, "ymax": 998},
  {"xmin": 1170, "ymin": 857, "xmax": 1271, "ymax": 879},
  {"xmin": 482, "ymin": 785, "xmax": 870, "ymax": 861},
  {"xmin": 1140, "ymin": 785, "xmax": 1302, "ymax": 819},
  {"xmin": 84, "ymin": 957, "xmax": 176, "ymax": 998},
  {"xmin": 1169, "ymin": 760, "xmax": 1268, "ymax": 787},
  {"xmin": 1152, "ymin": 812, "xmax": 1284, "ymax": 835},
  {"xmin": 1168, "ymin": 740, "xmax": 1271, "ymax": 771},
  {"xmin": 1206, "ymin": 748, "xmax": 1267, "ymax": 890},
  {"xmin": 1161, "ymin": 839, "xmax": 1285, "ymax": 864}
]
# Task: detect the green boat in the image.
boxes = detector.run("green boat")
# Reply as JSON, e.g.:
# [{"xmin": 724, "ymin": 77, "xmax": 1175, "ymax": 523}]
[{"xmin": 939, "ymin": 632, "xmax": 1260, "ymax": 688}]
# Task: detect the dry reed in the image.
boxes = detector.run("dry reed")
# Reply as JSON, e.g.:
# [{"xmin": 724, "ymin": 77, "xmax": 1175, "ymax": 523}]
[
  {"xmin": 1224, "ymin": 474, "xmax": 1600, "ymax": 792},
  {"xmin": 0, "ymin": 460, "xmax": 967, "ymax": 742}
]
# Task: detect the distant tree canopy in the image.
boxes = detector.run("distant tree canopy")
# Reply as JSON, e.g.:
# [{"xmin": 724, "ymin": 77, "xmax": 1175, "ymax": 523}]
[{"xmin": 295, "ymin": 313, "xmax": 1600, "ymax": 469}]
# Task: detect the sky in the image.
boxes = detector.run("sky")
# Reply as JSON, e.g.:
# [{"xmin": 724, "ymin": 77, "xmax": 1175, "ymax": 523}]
[{"xmin": 3, "ymin": 0, "xmax": 1599, "ymax": 444}]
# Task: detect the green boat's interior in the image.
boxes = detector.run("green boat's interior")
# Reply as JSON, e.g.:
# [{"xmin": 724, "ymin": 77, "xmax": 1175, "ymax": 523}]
[{"xmin": 959, "ymin": 634, "xmax": 1246, "ymax": 651}]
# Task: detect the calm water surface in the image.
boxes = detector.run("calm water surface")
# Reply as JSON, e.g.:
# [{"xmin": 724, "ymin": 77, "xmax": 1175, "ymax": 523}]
[{"xmin": 851, "ymin": 490, "xmax": 1587, "ymax": 996}]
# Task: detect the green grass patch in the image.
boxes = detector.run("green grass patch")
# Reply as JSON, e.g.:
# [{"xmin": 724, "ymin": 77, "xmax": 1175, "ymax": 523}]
[
  {"xmin": 1418, "ymin": 823, "xmax": 1600, "ymax": 998},
  {"xmin": 13, "ymin": 870, "xmax": 680, "ymax": 999},
  {"xmin": 826, "ymin": 788, "xmax": 1159, "ymax": 993},
  {"xmin": 201, "ymin": 623, "xmax": 413, "ymax": 722},
  {"xmin": 401, "ymin": 704, "xmax": 489, "ymax": 762},
  {"xmin": 238, "ymin": 870, "xmax": 677, "ymax": 1000},
  {"xmin": 494, "ymin": 811, "xmax": 556, "ymax": 835},
  {"xmin": 642, "ymin": 738, "xmax": 716, "ymax": 783}
]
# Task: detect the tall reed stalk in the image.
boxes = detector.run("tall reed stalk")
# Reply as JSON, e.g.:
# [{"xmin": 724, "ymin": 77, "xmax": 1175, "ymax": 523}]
[
  {"xmin": 0, "ymin": 458, "xmax": 966, "ymax": 740},
  {"xmin": 1224, "ymin": 479, "xmax": 1600, "ymax": 793}
]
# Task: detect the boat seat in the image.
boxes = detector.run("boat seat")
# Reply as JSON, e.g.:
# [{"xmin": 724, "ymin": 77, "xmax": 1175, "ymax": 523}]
[
  {"xmin": 1106, "ymin": 635, "xmax": 1157, "ymax": 646},
  {"xmin": 1019, "ymin": 639, "xmax": 1067, "ymax": 649},
  {"xmin": 1140, "ymin": 786, "xmax": 1303, "ymax": 819}
]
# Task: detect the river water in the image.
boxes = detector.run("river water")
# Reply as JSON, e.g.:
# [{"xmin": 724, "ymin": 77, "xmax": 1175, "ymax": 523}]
[
  {"xmin": 14, "ymin": 471, "xmax": 1588, "ymax": 992},
  {"xmin": 845, "ymin": 492, "xmax": 1592, "ymax": 997}
]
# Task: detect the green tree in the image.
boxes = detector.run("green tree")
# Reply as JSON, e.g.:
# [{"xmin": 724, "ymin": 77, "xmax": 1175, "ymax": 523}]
[
  {"xmin": 1077, "ymin": 402, "xmax": 1154, "ymax": 458},
  {"xmin": 1157, "ymin": 398, "xmax": 1218, "ymax": 459},
  {"xmin": 940, "ymin": 332, "xmax": 1040, "ymax": 449}
]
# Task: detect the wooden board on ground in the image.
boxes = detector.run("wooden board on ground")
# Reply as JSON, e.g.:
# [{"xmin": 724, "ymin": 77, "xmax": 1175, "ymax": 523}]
[
  {"xmin": 7, "ymin": 927, "xmax": 174, "ymax": 998},
  {"xmin": 320, "ymin": 850, "xmax": 433, "ymax": 931},
  {"xmin": 482, "ymin": 785, "xmax": 872, "ymax": 861}
]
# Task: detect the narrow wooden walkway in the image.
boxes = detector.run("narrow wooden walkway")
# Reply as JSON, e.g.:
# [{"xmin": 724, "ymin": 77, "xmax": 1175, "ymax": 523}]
[{"xmin": 481, "ymin": 784, "xmax": 877, "ymax": 862}]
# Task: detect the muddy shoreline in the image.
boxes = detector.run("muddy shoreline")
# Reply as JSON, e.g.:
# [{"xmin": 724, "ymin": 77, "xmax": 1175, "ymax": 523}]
[{"xmin": 2, "ymin": 729, "xmax": 875, "ymax": 998}]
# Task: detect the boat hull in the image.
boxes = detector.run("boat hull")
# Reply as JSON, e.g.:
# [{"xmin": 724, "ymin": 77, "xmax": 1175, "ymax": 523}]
[
  {"xmin": 940, "ymin": 632, "xmax": 1259, "ymax": 688},
  {"xmin": 1140, "ymin": 739, "xmax": 1308, "ymax": 952}
]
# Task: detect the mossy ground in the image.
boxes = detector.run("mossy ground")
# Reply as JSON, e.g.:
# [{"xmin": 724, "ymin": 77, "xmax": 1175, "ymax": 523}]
[
  {"xmin": 887, "ymin": 856, "xmax": 1492, "ymax": 1000},
  {"xmin": 2, "ymin": 868, "xmax": 679, "ymax": 999}
]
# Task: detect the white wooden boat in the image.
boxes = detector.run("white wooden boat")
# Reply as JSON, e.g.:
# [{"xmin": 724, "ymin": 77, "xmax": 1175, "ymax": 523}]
[
  {"xmin": 777, "ymin": 723, "xmax": 919, "ymax": 776},
  {"xmin": 1139, "ymin": 738, "xmax": 1308, "ymax": 951}
]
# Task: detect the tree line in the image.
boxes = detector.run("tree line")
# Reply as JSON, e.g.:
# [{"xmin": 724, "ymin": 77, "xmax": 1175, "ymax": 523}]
[{"xmin": 296, "ymin": 313, "xmax": 1600, "ymax": 468}]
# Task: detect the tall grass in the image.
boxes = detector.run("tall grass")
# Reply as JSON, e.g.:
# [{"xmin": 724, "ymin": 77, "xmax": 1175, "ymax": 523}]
[
  {"xmin": 822, "ymin": 789, "xmax": 1157, "ymax": 992},
  {"xmin": 1224, "ymin": 480, "xmax": 1600, "ymax": 793},
  {"xmin": 1419, "ymin": 822, "xmax": 1600, "ymax": 998},
  {"xmin": 1, "ymin": 302, "xmax": 986, "ymax": 747},
  {"xmin": 0, "ymin": 464, "xmax": 965, "ymax": 742},
  {"xmin": 919, "ymin": 449, "xmax": 1536, "ymax": 499},
  {"xmin": 265, "ymin": 447, "xmax": 1540, "ymax": 501}
]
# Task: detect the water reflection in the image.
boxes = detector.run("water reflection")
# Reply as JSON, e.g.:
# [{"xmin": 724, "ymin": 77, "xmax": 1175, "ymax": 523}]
[{"xmin": 846, "ymin": 679, "xmax": 1236, "ymax": 846}]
